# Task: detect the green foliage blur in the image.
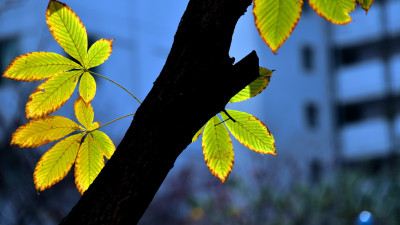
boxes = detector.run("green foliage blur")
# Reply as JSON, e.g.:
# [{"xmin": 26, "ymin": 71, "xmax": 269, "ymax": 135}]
[{"xmin": 140, "ymin": 163, "xmax": 400, "ymax": 225}]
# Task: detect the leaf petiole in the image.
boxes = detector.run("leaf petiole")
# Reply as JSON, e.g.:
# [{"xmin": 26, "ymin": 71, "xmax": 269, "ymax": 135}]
[
  {"xmin": 222, "ymin": 109, "xmax": 236, "ymax": 123},
  {"xmin": 88, "ymin": 113, "xmax": 135, "ymax": 132},
  {"xmin": 88, "ymin": 70, "xmax": 142, "ymax": 104}
]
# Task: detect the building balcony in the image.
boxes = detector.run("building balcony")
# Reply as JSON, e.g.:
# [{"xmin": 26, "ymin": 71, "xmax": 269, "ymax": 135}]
[
  {"xmin": 337, "ymin": 60, "xmax": 386, "ymax": 103},
  {"xmin": 340, "ymin": 118, "xmax": 391, "ymax": 159},
  {"xmin": 333, "ymin": 4, "xmax": 382, "ymax": 46}
]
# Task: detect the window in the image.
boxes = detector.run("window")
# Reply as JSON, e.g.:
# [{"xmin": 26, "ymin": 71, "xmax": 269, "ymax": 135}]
[
  {"xmin": 301, "ymin": 45, "xmax": 314, "ymax": 73},
  {"xmin": 0, "ymin": 37, "xmax": 19, "ymax": 84},
  {"xmin": 305, "ymin": 102, "xmax": 319, "ymax": 129}
]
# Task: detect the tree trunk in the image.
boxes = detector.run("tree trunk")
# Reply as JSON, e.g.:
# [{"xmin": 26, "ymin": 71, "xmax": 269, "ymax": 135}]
[{"xmin": 60, "ymin": 0, "xmax": 259, "ymax": 224}]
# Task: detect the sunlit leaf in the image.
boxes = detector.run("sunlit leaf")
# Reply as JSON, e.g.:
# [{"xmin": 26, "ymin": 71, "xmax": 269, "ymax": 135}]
[
  {"xmin": 253, "ymin": 0, "xmax": 303, "ymax": 54},
  {"xmin": 202, "ymin": 115, "xmax": 234, "ymax": 183},
  {"xmin": 91, "ymin": 130, "xmax": 115, "ymax": 159},
  {"xmin": 222, "ymin": 110, "xmax": 276, "ymax": 155},
  {"xmin": 78, "ymin": 72, "xmax": 96, "ymax": 104},
  {"xmin": 26, "ymin": 70, "xmax": 82, "ymax": 119},
  {"xmin": 309, "ymin": 0, "xmax": 356, "ymax": 25},
  {"xmin": 46, "ymin": 0, "xmax": 88, "ymax": 63},
  {"xmin": 11, "ymin": 116, "xmax": 84, "ymax": 148},
  {"xmin": 356, "ymin": 0, "xmax": 374, "ymax": 13},
  {"xmin": 229, "ymin": 67, "xmax": 273, "ymax": 103},
  {"xmin": 2, "ymin": 52, "xmax": 81, "ymax": 81},
  {"xmin": 192, "ymin": 125, "xmax": 204, "ymax": 143},
  {"xmin": 85, "ymin": 38, "xmax": 114, "ymax": 69},
  {"xmin": 89, "ymin": 122, "xmax": 101, "ymax": 131},
  {"xmin": 34, "ymin": 133, "xmax": 84, "ymax": 192},
  {"xmin": 74, "ymin": 97, "xmax": 94, "ymax": 129},
  {"xmin": 75, "ymin": 133, "xmax": 104, "ymax": 194}
]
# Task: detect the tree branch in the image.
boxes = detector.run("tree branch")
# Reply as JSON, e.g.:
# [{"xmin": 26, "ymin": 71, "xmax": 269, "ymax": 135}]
[{"xmin": 60, "ymin": 0, "xmax": 258, "ymax": 224}]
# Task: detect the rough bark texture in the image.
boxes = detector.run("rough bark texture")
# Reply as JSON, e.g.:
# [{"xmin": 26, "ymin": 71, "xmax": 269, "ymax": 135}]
[{"xmin": 60, "ymin": 0, "xmax": 258, "ymax": 224}]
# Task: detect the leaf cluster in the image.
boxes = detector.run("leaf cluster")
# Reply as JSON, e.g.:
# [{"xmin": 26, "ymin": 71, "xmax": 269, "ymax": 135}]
[
  {"xmin": 253, "ymin": 0, "xmax": 374, "ymax": 53},
  {"xmin": 192, "ymin": 68, "xmax": 276, "ymax": 182},
  {"xmin": 2, "ymin": 0, "xmax": 116, "ymax": 194}
]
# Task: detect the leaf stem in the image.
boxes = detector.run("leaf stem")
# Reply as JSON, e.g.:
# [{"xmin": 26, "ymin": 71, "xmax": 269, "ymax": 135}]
[
  {"xmin": 222, "ymin": 109, "xmax": 236, "ymax": 123},
  {"xmin": 89, "ymin": 70, "xmax": 142, "ymax": 104},
  {"xmin": 89, "ymin": 113, "xmax": 135, "ymax": 132}
]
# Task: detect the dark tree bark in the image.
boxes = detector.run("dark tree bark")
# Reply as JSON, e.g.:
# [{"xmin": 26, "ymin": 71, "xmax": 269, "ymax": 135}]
[{"xmin": 60, "ymin": 0, "xmax": 259, "ymax": 224}]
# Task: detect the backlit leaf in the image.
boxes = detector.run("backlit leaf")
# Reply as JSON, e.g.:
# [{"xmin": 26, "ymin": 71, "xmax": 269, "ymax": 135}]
[
  {"xmin": 91, "ymin": 130, "xmax": 115, "ymax": 159},
  {"xmin": 85, "ymin": 39, "xmax": 114, "ymax": 69},
  {"xmin": 74, "ymin": 97, "xmax": 94, "ymax": 129},
  {"xmin": 34, "ymin": 133, "xmax": 84, "ymax": 192},
  {"xmin": 222, "ymin": 110, "xmax": 276, "ymax": 155},
  {"xmin": 2, "ymin": 52, "xmax": 81, "ymax": 81},
  {"xmin": 309, "ymin": 0, "xmax": 356, "ymax": 25},
  {"xmin": 192, "ymin": 125, "xmax": 204, "ymax": 143},
  {"xmin": 26, "ymin": 70, "xmax": 82, "ymax": 119},
  {"xmin": 75, "ymin": 133, "xmax": 104, "ymax": 194},
  {"xmin": 202, "ymin": 115, "xmax": 234, "ymax": 183},
  {"xmin": 229, "ymin": 67, "xmax": 273, "ymax": 103},
  {"xmin": 89, "ymin": 122, "xmax": 101, "ymax": 131},
  {"xmin": 253, "ymin": 0, "xmax": 303, "ymax": 54},
  {"xmin": 46, "ymin": 0, "xmax": 88, "ymax": 63},
  {"xmin": 11, "ymin": 116, "xmax": 84, "ymax": 148},
  {"xmin": 78, "ymin": 72, "xmax": 96, "ymax": 104},
  {"xmin": 356, "ymin": 0, "xmax": 374, "ymax": 13}
]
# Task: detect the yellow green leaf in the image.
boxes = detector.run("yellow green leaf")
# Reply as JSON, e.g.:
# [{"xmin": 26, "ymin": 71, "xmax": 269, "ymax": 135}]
[
  {"xmin": 221, "ymin": 110, "xmax": 276, "ymax": 155},
  {"xmin": 34, "ymin": 133, "xmax": 84, "ymax": 192},
  {"xmin": 356, "ymin": 0, "xmax": 374, "ymax": 13},
  {"xmin": 2, "ymin": 52, "xmax": 81, "ymax": 81},
  {"xmin": 253, "ymin": 0, "xmax": 303, "ymax": 54},
  {"xmin": 75, "ymin": 133, "xmax": 104, "ymax": 194},
  {"xmin": 78, "ymin": 72, "xmax": 96, "ymax": 104},
  {"xmin": 229, "ymin": 67, "xmax": 273, "ymax": 103},
  {"xmin": 11, "ymin": 115, "xmax": 84, "ymax": 148},
  {"xmin": 309, "ymin": 0, "xmax": 356, "ymax": 25},
  {"xmin": 26, "ymin": 70, "xmax": 82, "ymax": 119},
  {"xmin": 91, "ymin": 130, "xmax": 115, "ymax": 159},
  {"xmin": 192, "ymin": 125, "xmax": 204, "ymax": 143},
  {"xmin": 85, "ymin": 38, "xmax": 114, "ymax": 69},
  {"xmin": 89, "ymin": 122, "xmax": 101, "ymax": 131},
  {"xmin": 46, "ymin": 0, "xmax": 88, "ymax": 63},
  {"xmin": 202, "ymin": 115, "xmax": 234, "ymax": 183},
  {"xmin": 74, "ymin": 97, "xmax": 94, "ymax": 129}
]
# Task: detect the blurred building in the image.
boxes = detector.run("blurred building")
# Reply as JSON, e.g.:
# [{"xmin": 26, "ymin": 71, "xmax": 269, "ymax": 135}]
[
  {"xmin": 333, "ymin": 0, "xmax": 400, "ymax": 164},
  {"xmin": 229, "ymin": 0, "xmax": 400, "ymax": 186}
]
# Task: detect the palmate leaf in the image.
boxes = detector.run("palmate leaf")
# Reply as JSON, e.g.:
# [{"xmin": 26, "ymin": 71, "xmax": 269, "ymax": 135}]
[
  {"xmin": 202, "ymin": 115, "xmax": 234, "ymax": 183},
  {"xmin": 253, "ymin": 0, "xmax": 303, "ymax": 54},
  {"xmin": 86, "ymin": 39, "xmax": 114, "ymax": 69},
  {"xmin": 229, "ymin": 67, "xmax": 273, "ymax": 103},
  {"xmin": 356, "ymin": 0, "xmax": 374, "ymax": 13},
  {"xmin": 11, "ymin": 116, "xmax": 84, "ymax": 148},
  {"xmin": 309, "ymin": 0, "xmax": 356, "ymax": 25},
  {"xmin": 2, "ymin": 52, "xmax": 81, "ymax": 81},
  {"xmin": 46, "ymin": 0, "xmax": 88, "ymax": 64},
  {"xmin": 30, "ymin": 97, "xmax": 115, "ymax": 193},
  {"xmin": 2, "ymin": 0, "xmax": 115, "ymax": 119},
  {"xmin": 75, "ymin": 133, "xmax": 104, "ymax": 194},
  {"xmin": 221, "ymin": 110, "xmax": 276, "ymax": 155},
  {"xmin": 34, "ymin": 133, "xmax": 85, "ymax": 192},
  {"xmin": 26, "ymin": 70, "xmax": 82, "ymax": 119}
]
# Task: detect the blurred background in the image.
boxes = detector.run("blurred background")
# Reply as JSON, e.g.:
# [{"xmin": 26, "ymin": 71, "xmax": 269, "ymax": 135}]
[{"xmin": 0, "ymin": 0, "xmax": 400, "ymax": 224}]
